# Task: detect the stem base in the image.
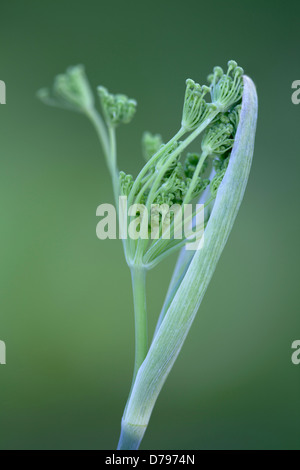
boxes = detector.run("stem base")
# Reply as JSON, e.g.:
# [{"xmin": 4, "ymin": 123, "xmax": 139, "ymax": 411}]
[{"xmin": 117, "ymin": 419, "xmax": 146, "ymax": 450}]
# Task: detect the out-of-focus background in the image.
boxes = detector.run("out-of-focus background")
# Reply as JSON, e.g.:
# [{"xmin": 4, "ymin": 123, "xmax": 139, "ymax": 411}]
[{"xmin": 0, "ymin": 0, "xmax": 299, "ymax": 450}]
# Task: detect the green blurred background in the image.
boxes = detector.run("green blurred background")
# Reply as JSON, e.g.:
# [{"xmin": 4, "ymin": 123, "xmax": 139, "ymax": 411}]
[{"xmin": 0, "ymin": 0, "xmax": 299, "ymax": 450}]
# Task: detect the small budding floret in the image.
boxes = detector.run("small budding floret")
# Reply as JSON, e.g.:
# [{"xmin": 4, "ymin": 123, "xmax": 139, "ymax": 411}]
[
  {"xmin": 155, "ymin": 172, "xmax": 186, "ymax": 205},
  {"xmin": 182, "ymin": 79, "xmax": 212, "ymax": 131},
  {"xmin": 142, "ymin": 132, "xmax": 163, "ymax": 161},
  {"xmin": 98, "ymin": 86, "xmax": 137, "ymax": 126},
  {"xmin": 201, "ymin": 118, "xmax": 234, "ymax": 156},
  {"xmin": 119, "ymin": 171, "xmax": 135, "ymax": 197},
  {"xmin": 37, "ymin": 65, "xmax": 94, "ymax": 112},
  {"xmin": 208, "ymin": 60, "xmax": 244, "ymax": 112},
  {"xmin": 151, "ymin": 156, "xmax": 185, "ymax": 204}
]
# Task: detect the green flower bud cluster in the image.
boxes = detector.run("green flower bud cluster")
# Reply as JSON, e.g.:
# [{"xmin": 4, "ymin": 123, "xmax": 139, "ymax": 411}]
[
  {"xmin": 155, "ymin": 162, "xmax": 188, "ymax": 205},
  {"xmin": 201, "ymin": 115, "xmax": 234, "ymax": 156},
  {"xmin": 184, "ymin": 153, "xmax": 208, "ymax": 178},
  {"xmin": 180, "ymin": 60, "xmax": 243, "ymax": 134},
  {"xmin": 98, "ymin": 86, "xmax": 137, "ymax": 126},
  {"xmin": 182, "ymin": 79, "xmax": 213, "ymax": 131},
  {"xmin": 213, "ymin": 105, "xmax": 241, "ymax": 173},
  {"xmin": 120, "ymin": 148, "xmax": 210, "ymax": 209},
  {"xmin": 39, "ymin": 60, "xmax": 244, "ymax": 271},
  {"xmin": 119, "ymin": 171, "xmax": 135, "ymax": 197},
  {"xmin": 121, "ymin": 96, "xmax": 241, "ymax": 219},
  {"xmin": 37, "ymin": 65, "xmax": 94, "ymax": 112},
  {"xmin": 142, "ymin": 132, "xmax": 163, "ymax": 161},
  {"xmin": 206, "ymin": 104, "xmax": 239, "ymax": 182},
  {"xmin": 208, "ymin": 60, "xmax": 244, "ymax": 112}
]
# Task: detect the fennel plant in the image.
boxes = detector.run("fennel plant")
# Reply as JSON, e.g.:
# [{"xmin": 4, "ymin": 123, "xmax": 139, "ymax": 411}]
[{"xmin": 38, "ymin": 60, "xmax": 258, "ymax": 450}]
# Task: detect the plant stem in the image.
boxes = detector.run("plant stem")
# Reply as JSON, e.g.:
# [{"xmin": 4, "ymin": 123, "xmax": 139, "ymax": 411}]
[
  {"xmin": 117, "ymin": 420, "xmax": 146, "ymax": 450},
  {"xmin": 130, "ymin": 266, "xmax": 148, "ymax": 382},
  {"xmin": 108, "ymin": 125, "xmax": 120, "ymax": 204},
  {"xmin": 86, "ymin": 107, "xmax": 110, "ymax": 161},
  {"xmin": 87, "ymin": 109, "xmax": 120, "ymax": 204},
  {"xmin": 116, "ymin": 266, "xmax": 148, "ymax": 450}
]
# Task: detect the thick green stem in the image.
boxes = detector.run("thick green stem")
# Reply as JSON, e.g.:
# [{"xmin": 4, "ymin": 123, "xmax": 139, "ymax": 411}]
[
  {"xmin": 117, "ymin": 267, "xmax": 148, "ymax": 450},
  {"xmin": 117, "ymin": 420, "xmax": 146, "ymax": 450},
  {"xmin": 131, "ymin": 266, "xmax": 148, "ymax": 382}
]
